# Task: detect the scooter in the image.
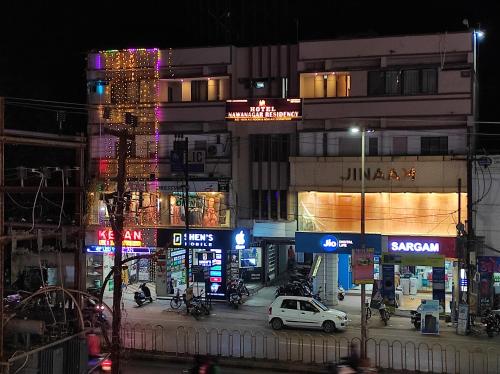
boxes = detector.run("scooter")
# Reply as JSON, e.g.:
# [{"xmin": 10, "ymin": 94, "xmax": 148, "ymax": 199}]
[
  {"xmin": 228, "ymin": 283, "xmax": 242, "ymax": 309},
  {"xmin": 379, "ymin": 303, "xmax": 390, "ymax": 326},
  {"xmin": 338, "ymin": 286, "xmax": 345, "ymax": 301},
  {"xmin": 134, "ymin": 283, "xmax": 153, "ymax": 307},
  {"xmin": 410, "ymin": 310, "xmax": 421, "ymax": 330}
]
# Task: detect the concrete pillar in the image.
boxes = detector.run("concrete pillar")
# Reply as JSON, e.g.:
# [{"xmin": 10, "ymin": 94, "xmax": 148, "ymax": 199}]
[{"xmin": 315, "ymin": 253, "xmax": 339, "ymax": 306}]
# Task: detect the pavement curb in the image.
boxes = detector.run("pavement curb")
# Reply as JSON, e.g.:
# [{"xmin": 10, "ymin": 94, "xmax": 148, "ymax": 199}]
[
  {"xmin": 124, "ymin": 350, "xmax": 327, "ymax": 373},
  {"xmin": 124, "ymin": 350, "xmax": 404, "ymax": 373}
]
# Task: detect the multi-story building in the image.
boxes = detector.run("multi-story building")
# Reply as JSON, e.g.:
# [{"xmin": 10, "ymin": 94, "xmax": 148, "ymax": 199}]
[
  {"xmin": 473, "ymin": 154, "xmax": 500, "ymax": 313},
  {"xmin": 85, "ymin": 31, "xmax": 475, "ymax": 309}
]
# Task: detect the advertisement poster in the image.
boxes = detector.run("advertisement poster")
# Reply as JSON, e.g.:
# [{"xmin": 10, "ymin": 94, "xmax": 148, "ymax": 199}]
[
  {"xmin": 477, "ymin": 256, "xmax": 500, "ymax": 314},
  {"xmin": 353, "ymin": 248, "xmax": 374, "ymax": 284},
  {"xmin": 432, "ymin": 267, "xmax": 446, "ymax": 313},
  {"xmin": 457, "ymin": 303, "xmax": 469, "ymax": 335},
  {"xmin": 381, "ymin": 264, "xmax": 396, "ymax": 308},
  {"xmin": 420, "ymin": 299, "xmax": 440, "ymax": 335}
]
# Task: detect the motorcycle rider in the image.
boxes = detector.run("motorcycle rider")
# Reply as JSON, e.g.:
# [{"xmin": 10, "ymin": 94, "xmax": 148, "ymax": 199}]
[{"xmin": 191, "ymin": 355, "xmax": 220, "ymax": 374}]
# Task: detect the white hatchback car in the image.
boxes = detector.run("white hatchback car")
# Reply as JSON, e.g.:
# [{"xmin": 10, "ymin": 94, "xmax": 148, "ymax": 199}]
[{"xmin": 269, "ymin": 296, "xmax": 349, "ymax": 333}]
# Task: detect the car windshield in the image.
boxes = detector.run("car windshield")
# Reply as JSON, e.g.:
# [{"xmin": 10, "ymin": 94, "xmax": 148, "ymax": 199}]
[{"xmin": 312, "ymin": 299, "xmax": 329, "ymax": 311}]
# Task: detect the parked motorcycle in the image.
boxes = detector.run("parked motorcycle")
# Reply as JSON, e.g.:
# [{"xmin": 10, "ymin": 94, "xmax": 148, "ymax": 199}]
[
  {"xmin": 186, "ymin": 290, "xmax": 210, "ymax": 318},
  {"xmin": 482, "ymin": 310, "xmax": 500, "ymax": 337},
  {"xmin": 228, "ymin": 285, "xmax": 242, "ymax": 309},
  {"xmin": 410, "ymin": 310, "xmax": 421, "ymax": 330},
  {"xmin": 236, "ymin": 279, "xmax": 250, "ymax": 297},
  {"xmin": 368, "ymin": 299, "xmax": 390, "ymax": 326},
  {"xmin": 134, "ymin": 283, "xmax": 153, "ymax": 307}
]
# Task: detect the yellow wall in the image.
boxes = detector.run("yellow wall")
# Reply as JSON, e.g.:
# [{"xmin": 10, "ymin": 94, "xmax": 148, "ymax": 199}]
[
  {"xmin": 208, "ymin": 79, "xmax": 218, "ymax": 101},
  {"xmin": 219, "ymin": 78, "xmax": 229, "ymax": 100},
  {"xmin": 298, "ymin": 191, "xmax": 466, "ymax": 236},
  {"xmin": 181, "ymin": 81, "xmax": 191, "ymax": 102},
  {"xmin": 327, "ymin": 74, "xmax": 336, "ymax": 97},
  {"xmin": 300, "ymin": 75, "xmax": 315, "ymax": 98},
  {"xmin": 314, "ymin": 76, "xmax": 324, "ymax": 98}
]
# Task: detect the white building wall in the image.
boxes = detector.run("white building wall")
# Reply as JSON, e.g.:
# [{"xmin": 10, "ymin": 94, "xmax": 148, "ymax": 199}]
[
  {"xmin": 297, "ymin": 129, "xmax": 467, "ymax": 157},
  {"xmin": 474, "ymin": 156, "xmax": 500, "ymax": 255}
]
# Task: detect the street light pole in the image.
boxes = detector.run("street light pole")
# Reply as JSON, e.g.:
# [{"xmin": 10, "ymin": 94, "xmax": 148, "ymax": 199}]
[{"xmin": 360, "ymin": 129, "xmax": 367, "ymax": 359}]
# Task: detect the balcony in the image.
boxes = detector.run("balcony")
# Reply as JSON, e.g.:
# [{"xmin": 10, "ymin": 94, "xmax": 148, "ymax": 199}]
[{"xmin": 302, "ymin": 93, "xmax": 471, "ymax": 120}]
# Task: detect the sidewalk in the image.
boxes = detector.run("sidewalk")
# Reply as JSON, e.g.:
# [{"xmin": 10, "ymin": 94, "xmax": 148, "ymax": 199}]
[{"xmin": 101, "ymin": 283, "xmax": 459, "ymax": 334}]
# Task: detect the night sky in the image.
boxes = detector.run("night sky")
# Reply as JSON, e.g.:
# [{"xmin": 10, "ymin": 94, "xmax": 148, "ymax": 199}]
[{"xmin": 0, "ymin": 1, "xmax": 498, "ymax": 142}]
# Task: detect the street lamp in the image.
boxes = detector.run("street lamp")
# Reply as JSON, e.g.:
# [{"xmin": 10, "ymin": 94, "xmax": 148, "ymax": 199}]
[{"xmin": 350, "ymin": 126, "xmax": 367, "ymax": 359}]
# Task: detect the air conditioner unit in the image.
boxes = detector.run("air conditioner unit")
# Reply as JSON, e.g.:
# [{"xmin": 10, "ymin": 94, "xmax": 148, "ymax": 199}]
[{"xmin": 207, "ymin": 144, "xmax": 225, "ymax": 157}]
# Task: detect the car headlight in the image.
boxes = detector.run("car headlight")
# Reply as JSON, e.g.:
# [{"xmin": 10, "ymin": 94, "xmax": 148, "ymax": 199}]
[{"xmin": 337, "ymin": 315, "xmax": 344, "ymax": 321}]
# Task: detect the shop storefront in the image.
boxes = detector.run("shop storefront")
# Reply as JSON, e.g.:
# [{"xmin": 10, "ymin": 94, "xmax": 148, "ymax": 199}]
[
  {"xmin": 252, "ymin": 221, "xmax": 297, "ymax": 285},
  {"xmin": 156, "ymin": 228, "xmax": 237, "ymax": 300},
  {"xmin": 295, "ymin": 232, "xmax": 382, "ymax": 305},
  {"xmin": 383, "ymin": 236, "xmax": 458, "ymax": 313},
  {"xmin": 85, "ymin": 228, "xmax": 157, "ymax": 296}
]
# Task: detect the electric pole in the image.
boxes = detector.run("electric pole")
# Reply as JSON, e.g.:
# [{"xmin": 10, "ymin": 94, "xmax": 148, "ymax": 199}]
[
  {"xmin": 184, "ymin": 137, "xmax": 190, "ymax": 288},
  {"xmin": 103, "ymin": 128, "xmax": 134, "ymax": 374}
]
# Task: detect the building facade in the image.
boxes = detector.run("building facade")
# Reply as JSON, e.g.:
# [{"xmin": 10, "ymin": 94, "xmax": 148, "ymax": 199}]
[{"xmin": 85, "ymin": 31, "xmax": 475, "ymax": 304}]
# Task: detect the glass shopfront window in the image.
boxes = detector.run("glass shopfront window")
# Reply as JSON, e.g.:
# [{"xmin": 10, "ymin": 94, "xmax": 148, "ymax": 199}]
[
  {"xmin": 163, "ymin": 191, "xmax": 230, "ymax": 228},
  {"xmin": 156, "ymin": 229, "xmax": 232, "ymax": 300},
  {"xmin": 87, "ymin": 188, "xmax": 230, "ymax": 228}
]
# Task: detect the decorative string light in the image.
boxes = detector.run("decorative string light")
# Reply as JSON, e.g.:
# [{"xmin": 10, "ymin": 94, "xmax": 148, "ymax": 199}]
[{"xmin": 93, "ymin": 48, "xmax": 161, "ymax": 229}]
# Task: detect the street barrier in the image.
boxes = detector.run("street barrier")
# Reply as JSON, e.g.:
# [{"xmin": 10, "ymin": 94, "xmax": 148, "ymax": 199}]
[{"xmin": 116, "ymin": 324, "xmax": 500, "ymax": 373}]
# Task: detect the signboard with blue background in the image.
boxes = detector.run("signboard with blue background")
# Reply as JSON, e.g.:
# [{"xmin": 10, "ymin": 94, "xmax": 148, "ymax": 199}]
[
  {"xmin": 295, "ymin": 232, "xmax": 382, "ymax": 254},
  {"xmin": 295, "ymin": 232, "xmax": 381, "ymax": 290}
]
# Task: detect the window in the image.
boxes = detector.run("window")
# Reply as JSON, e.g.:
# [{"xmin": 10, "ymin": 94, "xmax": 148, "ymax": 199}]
[
  {"xmin": 251, "ymin": 135, "xmax": 290, "ymax": 162},
  {"xmin": 300, "ymin": 73, "xmax": 351, "ymax": 98},
  {"xmin": 252, "ymin": 190, "xmax": 260, "ymax": 219},
  {"xmin": 368, "ymin": 68, "xmax": 437, "ymax": 96},
  {"xmin": 385, "ymin": 71, "xmax": 401, "ymax": 95},
  {"xmin": 403, "ymin": 70, "xmax": 419, "ymax": 95},
  {"xmin": 252, "ymin": 190, "xmax": 288, "ymax": 220},
  {"xmin": 280, "ymin": 190, "xmax": 288, "ymax": 220},
  {"xmin": 261, "ymin": 190, "xmax": 269, "ymax": 218},
  {"xmin": 300, "ymin": 301, "xmax": 318, "ymax": 312},
  {"xmin": 191, "ymin": 80, "xmax": 208, "ymax": 102},
  {"xmin": 368, "ymin": 71, "xmax": 385, "ymax": 95},
  {"xmin": 393, "ymin": 137, "xmax": 408, "ymax": 155},
  {"xmin": 422, "ymin": 69, "xmax": 437, "ymax": 93},
  {"xmin": 421, "ymin": 136, "xmax": 448, "ymax": 155},
  {"xmin": 281, "ymin": 299, "xmax": 298, "ymax": 309},
  {"xmin": 368, "ymin": 137, "xmax": 378, "ymax": 156},
  {"xmin": 339, "ymin": 137, "xmax": 362, "ymax": 156},
  {"xmin": 271, "ymin": 190, "xmax": 278, "ymax": 220}
]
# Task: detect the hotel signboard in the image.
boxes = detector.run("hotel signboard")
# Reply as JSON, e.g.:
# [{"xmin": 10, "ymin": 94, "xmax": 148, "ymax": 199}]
[{"xmin": 226, "ymin": 98, "xmax": 302, "ymax": 121}]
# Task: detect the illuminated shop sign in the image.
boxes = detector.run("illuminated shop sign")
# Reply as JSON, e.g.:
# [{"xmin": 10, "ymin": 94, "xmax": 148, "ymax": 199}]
[
  {"xmin": 390, "ymin": 241, "xmax": 439, "ymax": 253},
  {"xmin": 234, "ymin": 230, "xmax": 247, "ymax": 250},
  {"xmin": 295, "ymin": 232, "xmax": 381, "ymax": 254},
  {"xmin": 98, "ymin": 229, "xmax": 143, "ymax": 247},
  {"xmin": 225, "ymin": 98, "xmax": 302, "ymax": 121},
  {"xmin": 320, "ymin": 235, "xmax": 354, "ymax": 252},
  {"xmin": 341, "ymin": 167, "xmax": 416, "ymax": 182},
  {"xmin": 86, "ymin": 246, "xmax": 152, "ymax": 254},
  {"xmin": 387, "ymin": 236, "xmax": 456, "ymax": 257},
  {"xmin": 173, "ymin": 232, "xmax": 215, "ymax": 247}
]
